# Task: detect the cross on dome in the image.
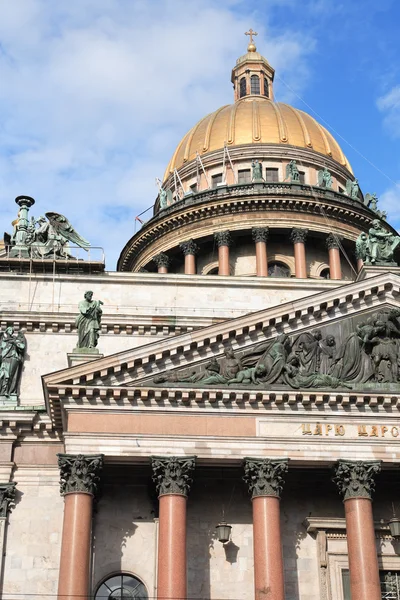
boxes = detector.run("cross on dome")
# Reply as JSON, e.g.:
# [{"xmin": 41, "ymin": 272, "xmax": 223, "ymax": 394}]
[{"xmin": 245, "ymin": 28, "xmax": 258, "ymax": 51}]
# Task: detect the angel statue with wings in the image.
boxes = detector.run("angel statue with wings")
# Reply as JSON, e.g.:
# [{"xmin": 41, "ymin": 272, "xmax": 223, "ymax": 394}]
[{"xmin": 5, "ymin": 208, "xmax": 90, "ymax": 259}]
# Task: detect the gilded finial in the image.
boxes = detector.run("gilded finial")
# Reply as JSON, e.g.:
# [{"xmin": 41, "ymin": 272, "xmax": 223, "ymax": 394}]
[{"xmin": 245, "ymin": 28, "xmax": 258, "ymax": 52}]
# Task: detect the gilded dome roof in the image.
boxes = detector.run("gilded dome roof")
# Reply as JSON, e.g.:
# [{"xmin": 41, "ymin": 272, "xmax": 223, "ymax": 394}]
[{"xmin": 164, "ymin": 97, "xmax": 351, "ymax": 179}]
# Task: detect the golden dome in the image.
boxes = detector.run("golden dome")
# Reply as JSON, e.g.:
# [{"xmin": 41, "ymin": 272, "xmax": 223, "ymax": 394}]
[{"xmin": 164, "ymin": 97, "xmax": 351, "ymax": 179}]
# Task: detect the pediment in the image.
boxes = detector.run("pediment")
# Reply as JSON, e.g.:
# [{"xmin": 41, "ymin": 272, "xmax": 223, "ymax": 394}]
[{"xmin": 43, "ymin": 272, "xmax": 400, "ymax": 427}]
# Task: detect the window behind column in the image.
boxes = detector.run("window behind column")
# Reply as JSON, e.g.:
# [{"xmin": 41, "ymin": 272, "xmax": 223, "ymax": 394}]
[
  {"xmin": 265, "ymin": 168, "xmax": 279, "ymax": 183},
  {"xmin": 95, "ymin": 573, "xmax": 148, "ymax": 599},
  {"xmin": 342, "ymin": 568, "xmax": 400, "ymax": 598},
  {"xmin": 299, "ymin": 171, "xmax": 306, "ymax": 184},
  {"xmin": 212, "ymin": 173, "xmax": 223, "ymax": 188}
]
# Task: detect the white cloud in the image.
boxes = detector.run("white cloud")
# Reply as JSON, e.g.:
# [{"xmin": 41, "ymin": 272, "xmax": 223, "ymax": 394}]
[
  {"xmin": 0, "ymin": 0, "xmax": 316, "ymax": 268},
  {"xmin": 379, "ymin": 184, "xmax": 400, "ymax": 228},
  {"xmin": 377, "ymin": 85, "xmax": 400, "ymax": 138}
]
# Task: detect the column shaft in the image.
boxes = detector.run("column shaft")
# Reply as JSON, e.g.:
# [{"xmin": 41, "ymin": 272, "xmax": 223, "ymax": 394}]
[
  {"xmin": 253, "ymin": 496, "xmax": 285, "ymax": 600},
  {"xmin": 255, "ymin": 242, "xmax": 268, "ymax": 277},
  {"xmin": 344, "ymin": 497, "xmax": 381, "ymax": 600},
  {"xmin": 158, "ymin": 265, "xmax": 168, "ymax": 274},
  {"xmin": 294, "ymin": 242, "xmax": 307, "ymax": 278},
  {"xmin": 58, "ymin": 492, "xmax": 93, "ymax": 600},
  {"xmin": 157, "ymin": 494, "xmax": 187, "ymax": 600},
  {"xmin": 218, "ymin": 245, "xmax": 230, "ymax": 276},
  {"xmin": 328, "ymin": 247, "xmax": 342, "ymax": 279},
  {"xmin": 184, "ymin": 254, "xmax": 196, "ymax": 275}
]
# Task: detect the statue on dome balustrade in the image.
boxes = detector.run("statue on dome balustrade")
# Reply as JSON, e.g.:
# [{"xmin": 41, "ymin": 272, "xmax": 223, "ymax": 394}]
[
  {"xmin": 317, "ymin": 167, "xmax": 332, "ymax": 189},
  {"xmin": 364, "ymin": 193, "xmax": 387, "ymax": 220},
  {"xmin": 345, "ymin": 178, "xmax": 360, "ymax": 199},
  {"xmin": 159, "ymin": 187, "xmax": 168, "ymax": 210},
  {"xmin": 251, "ymin": 159, "xmax": 263, "ymax": 181},
  {"xmin": 285, "ymin": 160, "xmax": 300, "ymax": 183},
  {"xmin": 0, "ymin": 327, "xmax": 26, "ymax": 402},
  {"xmin": 356, "ymin": 219, "xmax": 400, "ymax": 266}
]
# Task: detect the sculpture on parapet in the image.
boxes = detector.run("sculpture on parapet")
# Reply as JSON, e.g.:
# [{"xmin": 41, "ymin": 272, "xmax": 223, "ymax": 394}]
[
  {"xmin": 4, "ymin": 197, "xmax": 90, "ymax": 259},
  {"xmin": 0, "ymin": 327, "xmax": 26, "ymax": 401},
  {"xmin": 364, "ymin": 193, "xmax": 387, "ymax": 221},
  {"xmin": 159, "ymin": 188, "xmax": 168, "ymax": 210},
  {"xmin": 355, "ymin": 220, "xmax": 400, "ymax": 266},
  {"xmin": 285, "ymin": 160, "xmax": 300, "ymax": 183},
  {"xmin": 317, "ymin": 167, "xmax": 332, "ymax": 189},
  {"xmin": 345, "ymin": 178, "xmax": 359, "ymax": 199},
  {"xmin": 75, "ymin": 291, "xmax": 103, "ymax": 350},
  {"xmin": 251, "ymin": 159, "xmax": 263, "ymax": 181}
]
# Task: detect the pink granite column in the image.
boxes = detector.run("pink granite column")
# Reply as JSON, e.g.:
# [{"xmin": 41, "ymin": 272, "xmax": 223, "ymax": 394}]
[
  {"xmin": 326, "ymin": 234, "xmax": 342, "ymax": 280},
  {"xmin": 154, "ymin": 252, "xmax": 170, "ymax": 274},
  {"xmin": 290, "ymin": 228, "xmax": 308, "ymax": 278},
  {"xmin": 57, "ymin": 454, "xmax": 103, "ymax": 600},
  {"xmin": 151, "ymin": 456, "xmax": 196, "ymax": 600},
  {"xmin": 252, "ymin": 227, "xmax": 269, "ymax": 277},
  {"xmin": 214, "ymin": 231, "xmax": 232, "ymax": 276},
  {"xmin": 244, "ymin": 458, "xmax": 289, "ymax": 600},
  {"xmin": 333, "ymin": 460, "xmax": 381, "ymax": 600},
  {"xmin": 180, "ymin": 239, "xmax": 199, "ymax": 275}
]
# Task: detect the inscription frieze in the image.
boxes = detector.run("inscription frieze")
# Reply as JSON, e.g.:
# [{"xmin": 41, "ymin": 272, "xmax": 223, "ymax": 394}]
[{"xmin": 258, "ymin": 420, "xmax": 400, "ymax": 439}]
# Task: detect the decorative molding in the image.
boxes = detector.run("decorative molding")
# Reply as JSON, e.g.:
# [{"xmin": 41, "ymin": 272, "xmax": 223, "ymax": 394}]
[
  {"xmin": 326, "ymin": 233, "xmax": 341, "ymax": 250},
  {"xmin": 252, "ymin": 227, "xmax": 269, "ymax": 244},
  {"xmin": 243, "ymin": 457, "xmax": 288, "ymax": 498},
  {"xmin": 0, "ymin": 483, "xmax": 16, "ymax": 518},
  {"xmin": 214, "ymin": 231, "xmax": 232, "ymax": 248},
  {"xmin": 290, "ymin": 228, "xmax": 309, "ymax": 244},
  {"xmin": 57, "ymin": 453, "xmax": 104, "ymax": 497},
  {"xmin": 153, "ymin": 252, "xmax": 170, "ymax": 269},
  {"xmin": 332, "ymin": 459, "xmax": 381, "ymax": 500},
  {"xmin": 151, "ymin": 455, "xmax": 196, "ymax": 497},
  {"xmin": 180, "ymin": 239, "xmax": 199, "ymax": 256}
]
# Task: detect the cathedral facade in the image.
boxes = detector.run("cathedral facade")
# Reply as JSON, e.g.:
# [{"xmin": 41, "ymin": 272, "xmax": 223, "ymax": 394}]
[{"xmin": 1, "ymin": 35, "xmax": 400, "ymax": 600}]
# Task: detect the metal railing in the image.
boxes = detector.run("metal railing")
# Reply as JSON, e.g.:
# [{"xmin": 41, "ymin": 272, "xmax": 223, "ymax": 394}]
[{"xmin": 381, "ymin": 572, "xmax": 400, "ymax": 599}]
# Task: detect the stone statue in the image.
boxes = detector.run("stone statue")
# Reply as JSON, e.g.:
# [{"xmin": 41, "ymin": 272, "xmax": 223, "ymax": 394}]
[
  {"xmin": 356, "ymin": 220, "xmax": 400, "ymax": 266},
  {"xmin": 319, "ymin": 334, "xmax": 336, "ymax": 374},
  {"xmin": 317, "ymin": 167, "xmax": 332, "ymax": 189},
  {"xmin": 345, "ymin": 178, "xmax": 359, "ymax": 199},
  {"xmin": 0, "ymin": 327, "xmax": 26, "ymax": 399},
  {"xmin": 292, "ymin": 330, "xmax": 322, "ymax": 374},
  {"xmin": 251, "ymin": 160, "xmax": 263, "ymax": 181},
  {"xmin": 75, "ymin": 291, "xmax": 103, "ymax": 350},
  {"xmin": 283, "ymin": 354, "xmax": 351, "ymax": 389},
  {"xmin": 285, "ymin": 160, "xmax": 300, "ymax": 183},
  {"xmin": 159, "ymin": 188, "xmax": 168, "ymax": 210},
  {"xmin": 5, "ymin": 198, "xmax": 90, "ymax": 259},
  {"xmin": 228, "ymin": 364, "xmax": 267, "ymax": 385}
]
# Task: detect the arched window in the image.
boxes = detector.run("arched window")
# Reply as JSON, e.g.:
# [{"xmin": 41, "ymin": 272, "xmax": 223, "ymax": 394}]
[
  {"xmin": 95, "ymin": 573, "xmax": 148, "ymax": 599},
  {"xmin": 250, "ymin": 75, "xmax": 260, "ymax": 94},
  {"xmin": 239, "ymin": 77, "xmax": 246, "ymax": 98},
  {"xmin": 320, "ymin": 268, "xmax": 330, "ymax": 279},
  {"xmin": 263, "ymin": 78, "xmax": 269, "ymax": 98},
  {"xmin": 268, "ymin": 262, "xmax": 291, "ymax": 278}
]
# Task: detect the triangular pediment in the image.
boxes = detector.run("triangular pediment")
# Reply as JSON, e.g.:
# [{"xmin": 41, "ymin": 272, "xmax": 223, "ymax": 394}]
[{"xmin": 43, "ymin": 272, "xmax": 400, "ymax": 427}]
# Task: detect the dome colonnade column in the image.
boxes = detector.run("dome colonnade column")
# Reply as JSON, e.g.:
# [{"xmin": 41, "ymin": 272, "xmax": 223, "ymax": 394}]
[
  {"xmin": 326, "ymin": 233, "xmax": 342, "ymax": 280},
  {"xmin": 215, "ymin": 231, "xmax": 232, "ymax": 276},
  {"xmin": 180, "ymin": 239, "xmax": 199, "ymax": 275},
  {"xmin": 151, "ymin": 455, "xmax": 196, "ymax": 600},
  {"xmin": 154, "ymin": 252, "xmax": 171, "ymax": 274},
  {"xmin": 252, "ymin": 227, "xmax": 269, "ymax": 277},
  {"xmin": 57, "ymin": 453, "xmax": 104, "ymax": 600},
  {"xmin": 290, "ymin": 228, "xmax": 308, "ymax": 278},
  {"xmin": 244, "ymin": 457, "xmax": 289, "ymax": 600},
  {"xmin": 333, "ymin": 459, "xmax": 382, "ymax": 600}
]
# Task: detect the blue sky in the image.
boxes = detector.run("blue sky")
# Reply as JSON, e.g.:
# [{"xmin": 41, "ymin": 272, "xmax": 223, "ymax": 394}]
[{"xmin": 1, "ymin": 0, "xmax": 400, "ymax": 269}]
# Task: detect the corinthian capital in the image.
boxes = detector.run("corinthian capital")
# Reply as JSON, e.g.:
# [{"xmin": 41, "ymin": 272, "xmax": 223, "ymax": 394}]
[
  {"xmin": 214, "ymin": 231, "xmax": 232, "ymax": 248},
  {"xmin": 333, "ymin": 459, "xmax": 381, "ymax": 500},
  {"xmin": 151, "ymin": 456, "xmax": 196, "ymax": 497},
  {"xmin": 0, "ymin": 483, "xmax": 16, "ymax": 518},
  {"xmin": 57, "ymin": 454, "xmax": 104, "ymax": 497},
  {"xmin": 180, "ymin": 239, "xmax": 199, "ymax": 256},
  {"xmin": 153, "ymin": 252, "xmax": 170, "ymax": 269},
  {"xmin": 243, "ymin": 458, "xmax": 289, "ymax": 498},
  {"xmin": 290, "ymin": 228, "xmax": 308, "ymax": 244},
  {"xmin": 326, "ymin": 233, "xmax": 341, "ymax": 250},
  {"xmin": 252, "ymin": 227, "xmax": 269, "ymax": 244}
]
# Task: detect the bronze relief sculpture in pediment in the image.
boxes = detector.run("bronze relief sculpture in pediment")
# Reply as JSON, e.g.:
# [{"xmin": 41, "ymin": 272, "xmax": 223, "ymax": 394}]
[{"xmin": 153, "ymin": 307, "xmax": 400, "ymax": 391}]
